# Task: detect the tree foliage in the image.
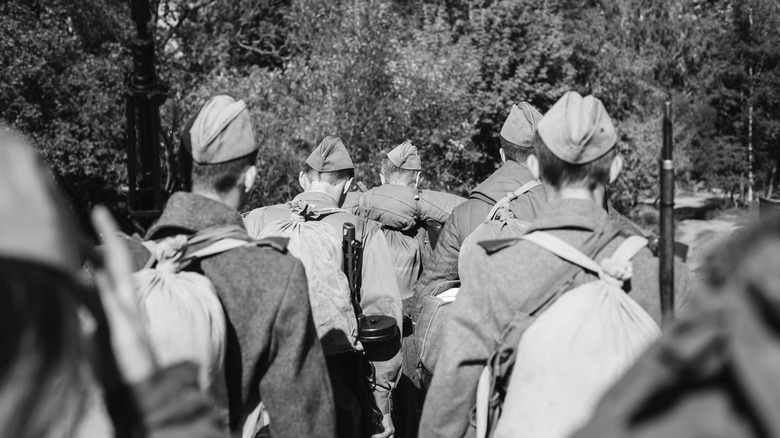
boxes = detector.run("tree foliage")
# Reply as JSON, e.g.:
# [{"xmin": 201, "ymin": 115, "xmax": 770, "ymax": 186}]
[{"xmin": 3, "ymin": 0, "xmax": 780, "ymax": 226}]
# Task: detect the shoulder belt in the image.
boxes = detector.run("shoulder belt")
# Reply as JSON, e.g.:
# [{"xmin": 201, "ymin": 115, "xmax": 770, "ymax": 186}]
[{"xmin": 485, "ymin": 180, "xmax": 542, "ymax": 221}]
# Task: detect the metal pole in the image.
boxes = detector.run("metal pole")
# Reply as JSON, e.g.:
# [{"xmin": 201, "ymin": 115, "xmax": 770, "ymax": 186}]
[
  {"xmin": 127, "ymin": 0, "xmax": 167, "ymax": 231},
  {"xmin": 660, "ymin": 101, "xmax": 675, "ymax": 329}
]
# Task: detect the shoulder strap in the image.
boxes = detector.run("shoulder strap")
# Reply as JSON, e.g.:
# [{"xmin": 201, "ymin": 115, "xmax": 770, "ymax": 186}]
[
  {"xmin": 521, "ymin": 231, "xmax": 602, "ymax": 275},
  {"xmin": 485, "ymin": 180, "xmax": 542, "ymax": 221},
  {"xmin": 611, "ymin": 235, "xmax": 649, "ymax": 262},
  {"xmin": 186, "ymin": 238, "xmax": 252, "ymax": 261}
]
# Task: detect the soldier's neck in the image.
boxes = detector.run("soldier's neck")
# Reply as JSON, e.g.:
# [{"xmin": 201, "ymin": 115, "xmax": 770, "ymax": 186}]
[
  {"xmin": 544, "ymin": 185, "xmax": 605, "ymax": 206},
  {"xmin": 306, "ymin": 182, "xmax": 344, "ymax": 206},
  {"xmin": 191, "ymin": 188, "xmax": 241, "ymax": 211}
]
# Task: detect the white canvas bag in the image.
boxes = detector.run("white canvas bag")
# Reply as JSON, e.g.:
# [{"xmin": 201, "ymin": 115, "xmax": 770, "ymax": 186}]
[{"xmin": 479, "ymin": 232, "xmax": 661, "ymax": 438}]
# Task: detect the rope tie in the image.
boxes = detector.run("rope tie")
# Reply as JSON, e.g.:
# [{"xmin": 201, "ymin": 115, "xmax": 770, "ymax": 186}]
[
  {"xmin": 598, "ymin": 257, "xmax": 633, "ymax": 288},
  {"xmin": 152, "ymin": 235, "xmax": 189, "ymax": 274}
]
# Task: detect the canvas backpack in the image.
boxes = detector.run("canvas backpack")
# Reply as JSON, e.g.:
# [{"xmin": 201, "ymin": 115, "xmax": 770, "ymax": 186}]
[
  {"xmin": 474, "ymin": 231, "xmax": 662, "ymax": 438},
  {"xmin": 255, "ymin": 200, "xmax": 360, "ymax": 356},
  {"xmin": 134, "ymin": 225, "xmax": 277, "ymax": 395},
  {"xmin": 459, "ymin": 180, "xmax": 541, "ymax": 273},
  {"xmin": 415, "ymin": 181, "xmax": 541, "ymax": 375}
]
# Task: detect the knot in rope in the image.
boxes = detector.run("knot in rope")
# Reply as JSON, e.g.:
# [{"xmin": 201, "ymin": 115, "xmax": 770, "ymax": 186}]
[
  {"xmin": 153, "ymin": 235, "xmax": 188, "ymax": 274},
  {"xmin": 599, "ymin": 256, "xmax": 633, "ymax": 287}
]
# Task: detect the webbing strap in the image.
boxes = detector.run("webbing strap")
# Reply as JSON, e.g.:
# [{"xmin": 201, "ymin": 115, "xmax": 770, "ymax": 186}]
[
  {"xmin": 185, "ymin": 238, "xmax": 252, "ymax": 261},
  {"xmin": 521, "ymin": 231, "xmax": 648, "ymax": 277},
  {"xmin": 475, "ymin": 367, "xmax": 492, "ymax": 438},
  {"xmin": 486, "ymin": 180, "xmax": 542, "ymax": 221}
]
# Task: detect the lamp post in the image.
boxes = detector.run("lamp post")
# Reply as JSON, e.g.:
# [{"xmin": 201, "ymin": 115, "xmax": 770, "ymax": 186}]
[{"xmin": 126, "ymin": 0, "xmax": 167, "ymax": 232}]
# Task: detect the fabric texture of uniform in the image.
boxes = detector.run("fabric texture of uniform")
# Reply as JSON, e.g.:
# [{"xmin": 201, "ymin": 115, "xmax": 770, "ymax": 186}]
[
  {"xmin": 189, "ymin": 95, "xmax": 257, "ymax": 164},
  {"xmin": 244, "ymin": 190, "xmax": 402, "ymax": 415},
  {"xmin": 418, "ymin": 198, "xmax": 694, "ymax": 438},
  {"xmin": 306, "ymin": 136, "xmax": 355, "ymax": 172},
  {"xmin": 537, "ymin": 91, "xmax": 617, "ymax": 165},
  {"xmin": 480, "ymin": 232, "xmax": 661, "ymax": 438},
  {"xmin": 413, "ymin": 160, "xmax": 545, "ymax": 321},
  {"xmin": 124, "ymin": 192, "xmax": 336, "ymax": 438}
]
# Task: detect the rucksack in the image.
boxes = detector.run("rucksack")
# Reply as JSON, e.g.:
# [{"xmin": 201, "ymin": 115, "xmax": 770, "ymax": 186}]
[
  {"xmin": 134, "ymin": 225, "xmax": 268, "ymax": 394},
  {"xmin": 459, "ymin": 180, "xmax": 541, "ymax": 273},
  {"xmin": 255, "ymin": 201, "xmax": 359, "ymax": 356},
  {"xmin": 415, "ymin": 181, "xmax": 541, "ymax": 376},
  {"xmin": 474, "ymin": 231, "xmax": 661, "ymax": 438}
]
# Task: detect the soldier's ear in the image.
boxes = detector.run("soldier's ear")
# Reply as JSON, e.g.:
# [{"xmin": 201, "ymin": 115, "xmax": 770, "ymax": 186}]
[
  {"xmin": 243, "ymin": 165, "xmax": 258, "ymax": 193},
  {"xmin": 499, "ymin": 148, "xmax": 507, "ymax": 164},
  {"xmin": 609, "ymin": 154, "xmax": 623, "ymax": 184},
  {"xmin": 379, "ymin": 172, "xmax": 386, "ymax": 185},
  {"xmin": 299, "ymin": 171, "xmax": 310, "ymax": 191},
  {"xmin": 527, "ymin": 154, "xmax": 541, "ymax": 180}
]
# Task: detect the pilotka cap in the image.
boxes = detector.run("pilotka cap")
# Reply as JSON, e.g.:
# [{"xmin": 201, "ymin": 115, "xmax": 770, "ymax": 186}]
[
  {"xmin": 0, "ymin": 130, "xmax": 80, "ymax": 274},
  {"xmin": 387, "ymin": 140, "xmax": 422, "ymax": 171},
  {"xmin": 500, "ymin": 102, "xmax": 543, "ymax": 148},
  {"xmin": 190, "ymin": 95, "xmax": 257, "ymax": 164},
  {"xmin": 537, "ymin": 91, "xmax": 617, "ymax": 164},
  {"xmin": 306, "ymin": 136, "xmax": 355, "ymax": 172}
]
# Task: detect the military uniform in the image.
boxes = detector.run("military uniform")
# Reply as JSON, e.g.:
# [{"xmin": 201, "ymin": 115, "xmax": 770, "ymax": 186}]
[
  {"xmin": 126, "ymin": 193, "xmax": 335, "ymax": 437},
  {"xmin": 419, "ymin": 92, "xmax": 695, "ymax": 438},
  {"xmin": 413, "ymin": 103, "xmax": 545, "ymax": 321},
  {"xmin": 342, "ymin": 141, "xmax": 465, "ymax": 438},
  {"xmin": 243, "ymin": 137, "xmax": 403, "ymax": 422},
  {"xmin": 125, "ymin": 96, "xmax": 336, "ymax": 438}
]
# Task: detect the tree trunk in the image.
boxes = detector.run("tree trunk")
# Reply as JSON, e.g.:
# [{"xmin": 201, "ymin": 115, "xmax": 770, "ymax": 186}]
[{"xmin": 768, "ymin": 163, "xmax": 777, "ymax": 199}]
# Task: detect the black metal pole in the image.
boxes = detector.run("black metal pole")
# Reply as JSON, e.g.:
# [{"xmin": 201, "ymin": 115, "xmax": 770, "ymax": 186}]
[
  {"xmin": 660, "ymin": 101, "xmax": 675, "ymax": 329},
  {"xmin": 127, "ymin": 0, "xmax": 166, "ymax": 231}
]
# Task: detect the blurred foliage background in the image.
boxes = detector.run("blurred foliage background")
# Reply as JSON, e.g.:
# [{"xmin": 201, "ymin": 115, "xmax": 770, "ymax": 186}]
[{"xmin": 2, "ymin": 0, "xmax": 780, "ymax": 226}]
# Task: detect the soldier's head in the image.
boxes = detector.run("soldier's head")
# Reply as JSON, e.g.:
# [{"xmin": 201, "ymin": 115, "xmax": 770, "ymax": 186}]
[
  {"xmin": 528, "ymin": 91, "xmax": 622, "ymax": 202},
  {"xmin": 187, "ymin": 96, "xmax": 259, "ymax": 210},
  {"xmin": 299, "ymin": 136, "xmax": 355, "ymax": 205},
  {"xmin": 499, "ymin": 102, "xmax": 543, "ymax": 166},
  {"xmin": 380, "ymin": 140, "xmax": 421, "ymax": 188}
]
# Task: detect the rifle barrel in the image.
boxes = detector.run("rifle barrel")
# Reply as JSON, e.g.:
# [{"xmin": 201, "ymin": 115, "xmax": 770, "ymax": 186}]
[{"xmin": 660, "ymin": 101, "xmax": 675, "ymax": 329}]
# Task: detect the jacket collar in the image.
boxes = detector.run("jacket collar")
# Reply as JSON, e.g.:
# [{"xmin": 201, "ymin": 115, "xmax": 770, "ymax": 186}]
[
  {"xmin": 292, "ymin": 190, "xmax": 340, "ymax": 209},
  {"xmin": 526, "ymin": 198, "xmax": 609, "ymax": 233},
  {"xmin": 146, "ymin": 192, "xmax": 245, "ymax": 239},
  {"xmin": 470, "ymin": 160, "xmax": 534, "ymax": 204}
]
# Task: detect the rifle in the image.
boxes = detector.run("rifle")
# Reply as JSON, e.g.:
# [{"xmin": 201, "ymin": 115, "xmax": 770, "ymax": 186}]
[
  {"xmin": 659, "ymin": 101, "xmax": 675, "ymax": 329},
  {"xmin": 342, "ymin": 222, "xmax": 398, "ymax": 435},
  {"xmin": 126, "ymin": 0, "xmax": 169, "ymax": 232}
]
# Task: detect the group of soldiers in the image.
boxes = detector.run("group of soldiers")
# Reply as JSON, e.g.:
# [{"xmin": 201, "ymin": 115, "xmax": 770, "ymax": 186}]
[{"xmin": 123, "ymin": 90, "xmax": 693, "ymax": 438}]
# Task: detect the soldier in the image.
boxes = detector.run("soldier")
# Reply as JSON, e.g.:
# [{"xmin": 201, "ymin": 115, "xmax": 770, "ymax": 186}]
[
  {"xmin": 418, "ymin": 91, "xmax": 694, "ymax": 438},
  {"xmin": 412, "ymin": 102, "xmax": 546, "ymax": 322},
  {"xmin": 344, "ymin": 140, "xmax": 465, "ymax": 438},
  {"xmin": 122, "ymin": 96, "xmax": 336, "ymax": 438},
  {"xmin": 243, "ymin": 136, "xmax": 402, "ymax": 438}
]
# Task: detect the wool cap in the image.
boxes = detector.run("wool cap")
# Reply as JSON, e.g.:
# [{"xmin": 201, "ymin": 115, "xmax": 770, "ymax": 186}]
[
  {"xmin": 537, "ymin": 91, "xmax": 617, "ymax": 164},
  {"xmin": 0, "ymin": 130, "xmax": 80, "ymax": 274},
  {"xmin": 387, "ymin": 140, "xmax": 421, "ymax": 171},
  {"xmin": 189, "ymin": 95, "xmax": 257, "ymax": 164},
  {"xmin": 500, "ymin": 102, "xmax": 543, "ymax": 148},
  {"xmin": 306, "ymin": 136, "xmax": 355, "ymax": 172}
]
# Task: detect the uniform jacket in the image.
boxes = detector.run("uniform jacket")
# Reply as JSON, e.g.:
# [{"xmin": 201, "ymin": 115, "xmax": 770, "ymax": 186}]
[
  {"xmin": 243, "ymin": 190, "xmax": 403, "ymax": 414},
  {"xmin": 412, "ymin": 160, "xmax": 545, "ymax": 320},
  {"xmin": 343, "ymin": 185, "xmax": 465, "ymax": 305},
  {"xmin": 125, "ymin": 193, "xmax": 336, "ymax": 438},
  {"xmin": 418, "ymin": 198, "xmax": 694, "ymax": 438}
]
